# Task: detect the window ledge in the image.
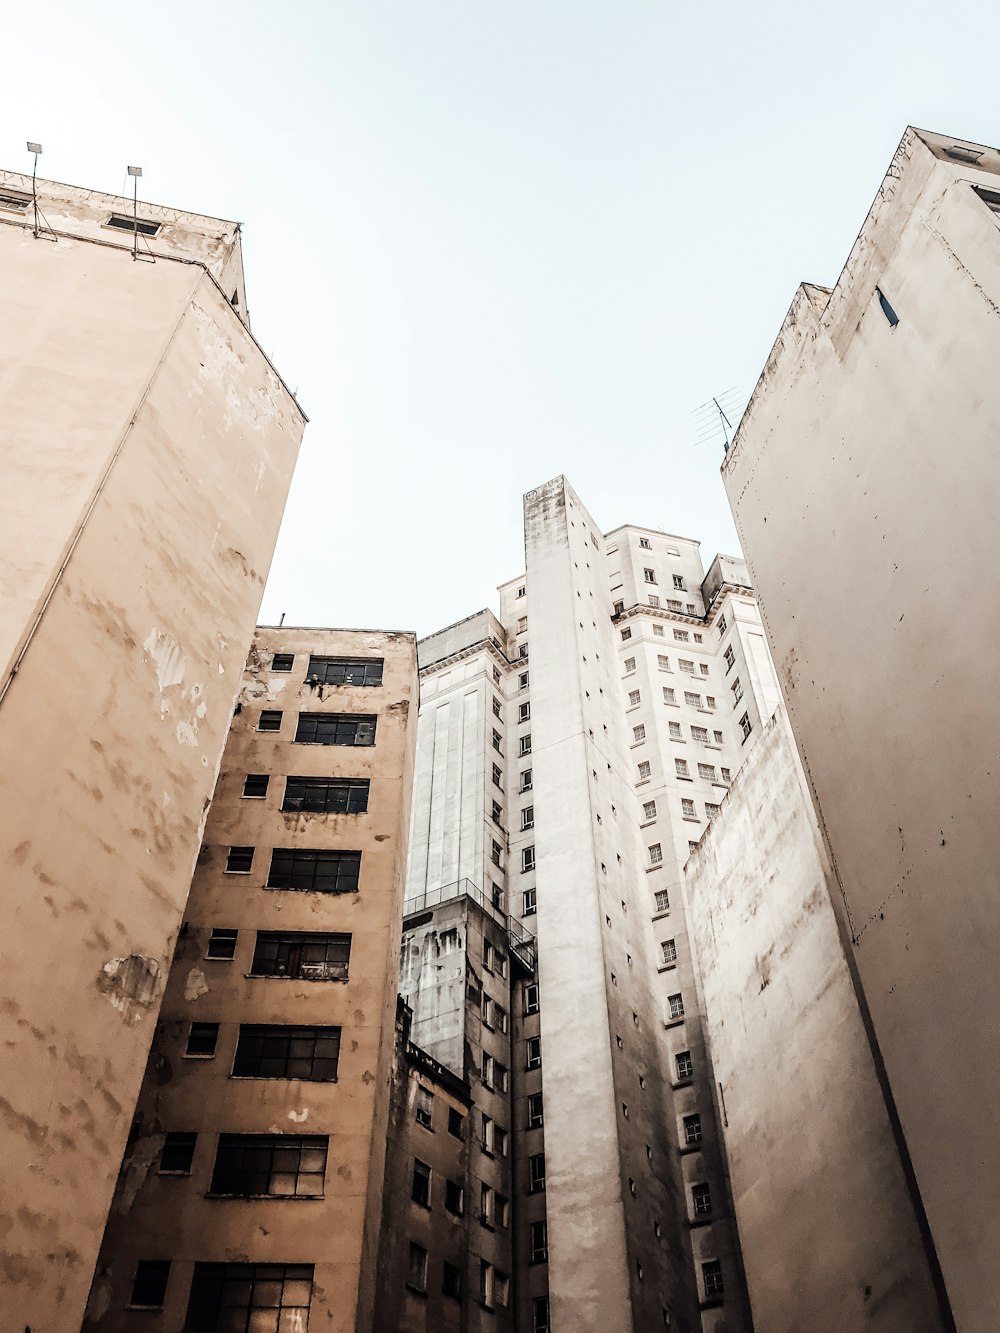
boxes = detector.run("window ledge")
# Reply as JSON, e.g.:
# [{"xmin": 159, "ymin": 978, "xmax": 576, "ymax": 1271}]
[
  {"xmin": 657, "ymin": 963, "xmax": 677, "ymax": 974},
  {"xmin": 670, "ymin": 738, "xmax": 687, "ymax": 745},
  {"xmin": 644, "ymin": 866, "xmax": 662, "ymax": 875},
  {"xmin": 689, "ymin": 1215, "xmax": 714, "ymax": 1229},
  {"xmin": 244, "ymin": 974, "xmax": 348, "ymax": 983},
  {"xmin": 651, "ymin": 910, "xmax": 670, "ymax": 921},
  {"xmin": 664, "ymin": 1017, "xmax": 685, "ymax": 1030},
  {"xmin": 677, "ymin": 775, "xmax": 693, "ymax": 783},
  {"xmin": 679, "ymin": 1143, "xmax": 703, "ymax": 1156},
  {"xmin": 700, "ymin": 1297, "xmax": 725, "ymax": 1310},
  {"xmin": 682, "ymin": 817, "xmax": 702, "ymax": 824},
  {"xmin": 405, "ymin": 1285, "xmax": 429, "ymax": 1299},
  {"xmin": 636, "ymin": 778, "xmax": 650, "ymax": 787},
  {"xmin": 672, "ymin": 1078, "xmax": 693, "ymax": 1090}
]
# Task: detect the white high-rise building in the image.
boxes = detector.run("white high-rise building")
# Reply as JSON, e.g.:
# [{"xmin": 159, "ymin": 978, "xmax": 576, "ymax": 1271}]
[{"xmin": 401, "ymin": 475, "xmax": 782, "ymax": 1332}]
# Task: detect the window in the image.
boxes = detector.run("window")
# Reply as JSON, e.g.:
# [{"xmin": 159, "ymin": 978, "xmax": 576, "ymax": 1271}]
[
  {"xmin": 676, "ymin": 1050, "xmax": 693, "ymax": 1080},
  {"xmin": 521, "ymin": 887, "xmax": 537, "ymax": 917},
  {"xmin": 186, "ymin": 1023, "xmax": 219, "ymax": 1057},
  {"xmin": 668, "ymin": 993, "xmax": 685, "ymax": 1019},
  {"xmin": 232, "ymin": 1025, "xmax": 341, "ymax": 1081},
  {"xmin": 522, "ymin": 846, "xmax": 535, "ymax": 872},
  {"xmin": 661, "ymin": 939, "xmax": 678, "ymax": 965},
  {"xmin": 129, "ymin": 1260, "xmax": 170, "ymax": 1309},
  {"xmin": 408, "ymin": 1243, "xmax": 428, "ymax": 1294},
  {"xmin": 447, "ymin": 1107, "xmax": 464, "ymax": 1138},
  {"xmin": 675, "ymin": 758, "xmax": 690, "ymax": 778},
  {"xmin": 250, "ymin": 931, "xmax": 351, "ymax": 981},
  {"xmin": 491, "ymin": 840, "xmax": 503, "ymax": 867},
  {"xmin": 649, "ymin": 595, "xmax": 660, "ymax": 608},
  {"xmin": 621, "ymin": 627, "xmax": 632, "ymax": 640},
  {"xmin": 520, "ymin": 734, "xmax": 532, "ymax": 756},
  {"xmin": 648, "ymin": 843, "xmax": 663, "ymax": 865},
  {"xmin": 186, "ymin": 1263, "xmax": 313, "ymax": 1329},
  {"xmin": 672, "ymin": 575, "xmax": 685, "ymax": 590},
  {"xmin": 657, "ymin": 654, "xmax": 671, "ymax": 671},
  {"xmin": 644, "ymin": 568, "xmax": 657, "ymax": 584},
  {"xmin": 689, "ymin": 839, "xmax": 700, "ymax": 852},
  {"xmin": 683, "ymin": 1113, "xmax": 703, "ymax": 1145},
  {"xmin": 724, "ymin": 645, "xmax": 735, "ymax": 671},
  {"xmin": 443, "ymin": 1261, "xmax": 462, "ymax": 1299},
  {"xmin": 294, "ymin": 713, "xmax": 376, "ymax": 746},
  {"xmin": 624, "ymin": 656, "xmax": 636, "ymax": 672},
  {"xmin": 527, "ymin": 1092, "xmax": 544, "ymax": 1128},
  {"xmin": 673, "ymin": 629, "xmax": 690, "ymax": 642},
  {"xmin": 517, "ymin": 616, "xmax": 528, "ymax": 633},
  {"xmin": 493, "ymin": 696, "xmax": 502, "ymax": 719},
  {"xmin": 443, "ymin": 1179, "xmax": 464, "ymax": 1220},
  {"xmin": 528, "ymin": 1152, "xmax": 546, "ymax": 1192},
  {"xmin": 481, "ymin": 1262, "xmax": 496, "ymax": 1308},
  {"xmin": 663, "ymin": 687, "xmax": 676, "ymax": 704},
  {"xmin": 519, "ymin": 701, "xmax": 531, "ymax": 723},
  {"xmin": 415, "ymin": 1086, "xmax": 434, "ymax": 1128},
  {"xmin": 206, "ymin": 928, "xmax": 238, "ymax": 960},
  {"xmin": 482, "ymin": 1052, "xmax": 496, "ymax": 1089},
  {"xmin": 694, "ymin": 633, "xmax": 703, "ymax": 644},
  {"xmin": 519, "ymin": 643, "xmax": 528, "ymax": 659},
  {"xmin": 492, "ymin": 882, "xmax": 505, "ymax": 912},
  {"xmin": 493, "ymin": 665, "xmax": 501, "ymax": 684},
  {"xmin": 492, "ymin": 799, "xmax": 503, "ymax": 825},
  {"xmin": 654, "ymin": 889, "xmax": 670, "ymax": 913},
  {"xmin": 639, "ymin": 537, "xmax": 651, "ymax": 549},
  {"xmin": 242, "ymin": 773, "xmax": 269, "ymax": 799},
  {"xmin": 520, "ymin": 768, "xmax": 533, "ymax": 791},
  {"xmin": 719, "ymin": 614, "xmax": 727, "ymax": 633},
  {"xmin": 267, "ymin": 849, "xmax": 360, "ymax": 894},
  {"xmin": 691, "ymin": 726, "xmax": 709, "ymax": 743},
  {"xmin": 533, "ymin": 1295, "xmax": 551, "ymax": 1332},
  {"xmin": 282, "ymin": 776, "xmax": 369, "ymax": 813},
  {"xmin": 721, "ymin": 766, "xmax": 731, "ymax": 782},
  {"xmin": 524, "ymin": 982, "xmax": 540, "ymax": 1015},
  {"xmin": 642, "ymin": 799, "xmax": 656, "ymax": 820},
  {"xmin": 158, "ymin": 1131, "xmax": 197, "ymax": 1175},
  {"xmin": 703, "ymin": 1260, "xmax": 724, "ymax": 1297},
  {"xmin": 614, "ymin": 599, "xmax": 625, "ymax": 616},
  {"xmin": 698, "ymin": 763, "xmax": 717, "ymax": 781},
  {"xmin": 225, "ymin": 846, "xmax": 254, "ymax": 873},
  {"xmin": 258, "ymin": 710, "xmax": 282, "ymax": 732},
  {"xmin": 530, "ymin": 1219, "xmax": 548, "ymax": 1263},
  {"xmin": 210, "ymin": 1135, "xmax": 328, "ymax": 1198},
  {"xmin": 706, "ymin": 802, "xmax": 721, "ymax": 819},
  {"xmin": 493, "ymin": 1003, "xmax": 509, "ymax": 1034},
  {"xmin": 480, "ymin": 1181, "xmax": 495, "ymax": 1224},
  {"xmin": 681, "ymin": 798, "xmax": 697, "ymax": 818},
  {"xmin": 519, "ymin": 670, "xmax": 530, "ymax": 689},
  {"xmin": 638, "ymin": 760, "xmax": 651, "ymax": 779},
  {"xmin": 653, "ymin": 623, "xmax": 664, "ymax": 636},
  {"xmin": 306, "ymin": 656, "xmax": 382, "ymax": 686},
  {"xmin": 0, "ymin": 188, "xmax": 31, "ymax": 211},
  {"xmin": 489, "ymin": 729, "xmax": 502, "ymax": 755},
  {"xmin": 740, "ymin": 711, "xmax": 752, "ymax": 740},
  {"xmin": 492, "ymin": 763, "xmax": 502, "ymax": 786},
  {"xmin": 684, "ymin": 691, "xmax": 701, "ymax": 707},
  {"xmin": 484, "ymin": 939, "xmax": 497, "ymax": 972},
  {"xmin": 106, "ymin": 213, "xmax": 161, "ymax": 236},
  {"xmin": 731, "ymin": 677, "xmax": 743, "ymax": 703},
  {"xmin": 668, "ymin": 721, "xmax": 682, "ymax": 740},
  {"xmin": 412, "ymin": 1158, "xmax": 431, "ymax": 1206},
  {"xmin": 679, "ymin": 658, "xmax": 696, "ymax": 674},
  {"xmin": 526, "ymin": 1035, "xmax": 542, "ymax": 1069},
  {"xmin": 628, "ymin": 689, "xmax": 641, "ymax": 706},
  {"xmin": 519, "ymin": 803, "xmax": 535, "ymax": 832},
  {"xmin": 271, "ymin": 653, "xmax": 294, "ymax": 672},
  {"xmin": 633, "ymin": 724, "xmax": 646, "ymax": 742},
  {"xmin": 706, "ymin": 695, "xmax": 716, "ymax": 709}
]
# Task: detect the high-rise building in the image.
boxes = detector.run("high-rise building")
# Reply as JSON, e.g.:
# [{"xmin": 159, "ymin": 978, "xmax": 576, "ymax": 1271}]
[
  {"xmin": 400, "ymin": 475, "xmax": 782, "ymax": 1331},
  {"xmin": 0, "ymin": 171, "xmax": 305, "ymax": 1327},
  {"xmin": 722, "ymin": 125, "xmax": 1000, "ymax": 1330},
  {"xmin": 84, "ymin": 628, "xmax": 418, "ymax": 1332}
]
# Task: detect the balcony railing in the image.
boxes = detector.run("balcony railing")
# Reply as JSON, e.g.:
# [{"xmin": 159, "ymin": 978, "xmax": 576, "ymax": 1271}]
[{"xmin": 403, "ymin": 877, "xmax": 536, "ymax": 973}]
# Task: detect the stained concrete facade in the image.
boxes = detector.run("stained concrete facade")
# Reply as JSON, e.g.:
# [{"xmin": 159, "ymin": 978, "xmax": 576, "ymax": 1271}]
[
  {"xmin": 686, "ymin": 708, "xmax": 945, "ymax": 1331},
  {"xmin": 84, "ymin": 628, "xmax": 417, "ymax": 1332},
  {"xmin": 0, "ymin": 174, "xmax": 304, "ymax": 1327},
  {"xmin": 723, "ymin": 126, "xmax": 1000, "ymax": 1332}
]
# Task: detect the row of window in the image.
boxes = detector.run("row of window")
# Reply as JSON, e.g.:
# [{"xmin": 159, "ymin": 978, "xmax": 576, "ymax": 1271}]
[
  {"xmin": 204, "ymin": 928, "xmax": 351, "ymax": 980},
  {"xmin": 268, "ymin": 654, "xmax": 385, "ymax": 686},
  {"xmin": 493, "ymin": 730, "xmax": 532, "ymax": 756},
  {"xmin": 635, "ymin": 721, "xmax": 726, "ymax": 748},
  {"xmin": 159, "ymin": 1132, "xmax": 328, "ymax": 1197},
  {"xmin": 674, "ymin": 758, "xmax": 727, "ymax": 783},
  {"xmin": 493, "ymin": 763, "xmax": 533, "ymax": 792},
  {"xmin": 619, "ymin": 612, "xmax": 701, "ymax": 640},
  {"xmin": 225, "ymin": 846, "xmax": 361, "ymax": 894},
  {"xmin": 128, "ymin": 1261, "xmax": 312, "ymax": 1324},
  {"xmin": 243, "ymin": 773, "xmax": 370, "ymax": 811},
  {"xmin": 256, "ymin": 711, "xmax": 377, "ymax": 745},
  {"xmin": 625, "ymin": 654, "xmax": 711, "ymax": 679},
  {"xmin": 492, "ymin": 696, "xmax": 531, "ymax": 722},
  {"xmin": 183, "ymin": 1024, "xmax": 341, "ymax": 1081}
]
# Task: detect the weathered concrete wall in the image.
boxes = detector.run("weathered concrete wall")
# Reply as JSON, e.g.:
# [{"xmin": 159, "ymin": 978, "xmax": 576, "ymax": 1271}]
[
  {"xmin": 723, "ymin": 126, "xmax": 1000, "ymax": 1330},
  {"xmin": 0, "ymin": 193, "xmax": 303, "ymax": 1329},
  {"xmin": 687, "ymin": 709, "xmax": 944, "ymax": 1331},
  {"xmin": 84, "ymin": 628, "xmax": 416, "ymax": 1332}
]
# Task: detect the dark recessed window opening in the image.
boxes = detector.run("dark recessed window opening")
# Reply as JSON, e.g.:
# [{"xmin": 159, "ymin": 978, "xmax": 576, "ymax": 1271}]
[
  {"xmin": 266, "ymin": 848, "xmax": 361, "ymax": 894},
  {"xmin": 186, "ymin": 1263, "xmax": 314, "ymax": 1330},
  {"xmin": 242, "ymin": 773, "xmax": 269, "ymax": 799},
  {"xmin": 0, "ymin": 190, "xmax": 30, "ymax": 211},
  {"xmin": 295, "ymin": 713, "xmax": 376, "ymax": 746},
  {"xmin": 282, "ymin": 776, "xmax": 370, "ymax": 813},
  {"xmin": 159, "ymin": 1132, "xmax": 197, "ymax": 1174},
  {"xmin": 106, "ymin": 213, "xmax": 161, "ymax": 236},
  {"xmin": 129, "ymin": 1259, "xmax": 170, "ymax": 1309},
  {"xmin": 250, "ymin": 931, "xmax": 351, "ymax": 981},
  {"xmin": 225, "ymin": 846, "xmax": 254, "ymax": 874},
  {"xmin": 258, "ymin": 710, "xmax": 282, "ymax": 732},
  {"xmin": 306, "ymin": 656, "xmax": 383, "ymax": 687},
  {"xmin": 210, "ymin": 1134, "xmax": 328, "ymax": 1197},
  {"xmin": 271, "ymin": 653, "xmax": 294, "ymax": 672},
  {"xmin": 232, "ymin": 1025, "xmax": 341, "ymax": 1081},
  {"xmin": 186, "ymin": 1023, "xmax": 220, "ymax": 1057},
  {"xmin": 206, "ymin": 928, "xmax": 238, "ymax": 960}
]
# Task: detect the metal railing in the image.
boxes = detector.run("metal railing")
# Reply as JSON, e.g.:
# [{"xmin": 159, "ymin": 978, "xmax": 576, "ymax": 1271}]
[{"xmin": 403, "ymin": 877, "xmax": 536, "ymax": 973}]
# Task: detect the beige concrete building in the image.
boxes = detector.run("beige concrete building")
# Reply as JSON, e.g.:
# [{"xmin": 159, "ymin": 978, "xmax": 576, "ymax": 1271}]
[
  {"xmin": 686, "ymin": 708, "xmax": 946, "ymax": 1331},
  {"xmin": 0, "ymin": 172, "xmax": 304, "ymax": 1327},
  {"xmin": 722, "ymin": 126, "xmax": 1000, "ymax": 1330},
  {"xmin": 84, "ymin": 628, "xmax": 417, "ymax": 1332}
]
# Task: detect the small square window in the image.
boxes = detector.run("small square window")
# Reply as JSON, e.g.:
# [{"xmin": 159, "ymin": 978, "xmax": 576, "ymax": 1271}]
[
  {"xmin": 721, "ymin": 766, "xmax": 731, "ymax": 782},
  {"xmin": 185, "ymin": 1023, "xmax": 219, "ymax": 1057},
  {"xmin": 703, "ymin": 1259, "xmax": 724, "ymax": 1297},
  {"xmin": 628, "ymin": 689, "xmax": 641, "ymax": 706},
  {"xmin": 681, "ymin": 798, "xmax": 697, "ymax": 818},
  {"xmin": 206, "ymin": 928, "xmax": 238, "ymax": 960},
  {"xmin": 691, "ymin": 725, "xmax": 709, "ymax": 742},
  {"xmin": 614, "ymin": 600, "xmax": 625, "ymax": 616},
  {"xmin": 271, "ymin": 653, "xmax": 294, "ymax": 672},
  {"xmin": 672, "ymin": 575, "xmax": 684, "ymax": 590},
  {"xmin": 657, "ymin": 654, "xmax": 671, "ymax": 671},
  {"xmin": 517, "ymin": 616, "xmax": 528, "ymax": 633},
  {"xmin": 633, "ymin": 725, "xmax": 646, "ymax": 742},
  {"xmin": 257, "ymin": 710, "xmax": 282, "ymax": 732},
  {"xmin": 129, "ymin": 1260, "xmax": 170, "ymax": 1309},
  {"xmin": 642, "ymin": 799, "xmax": 656, "ymax": 820},
  {"xmin": 693, "ymin": 1182, "xmax": 712, "ymax": 1215},
  {"xmin": 242, "ymin": 773, "xmax": 269, "ymax": 798},
  {"xmin": 522, "ymin": 846, "xmax": 536, "ymax": 872},
  {"xmin": 654, "ymin": 889, "xmax": 670, "ymax": 913},
  {"xmin": 519, "ymin": 670, "xmax": 529, "ymax": 688},
  {"xmin": 639, "ymin": 537, "xmax": 651, "ymax": 549},
  {"xmin": 225, "ymin": 846, "xmax": 254, "ymax": 873},
  {"xmin": 663, "ymin": 687, "xmax": 676, "ymax": 704},
  {"xmin": 624, "ymin": 656, "xmax": 636, "ymax": 672},
  {"xmin": 159, "ymin": 1132, "xmax": 197, "ymax": 1174},
  {"xmin": 517, "ymin": 584, "xmax": 526, "ymax": 597},
  {"xmin": 519, "ymin": 701, "xmax": 531, "ymax": 722},
  {"xmin": 644, "ymin": 568, "xmax": 657, "ymax": 584},
  {"xmin": 621, "ymin": 628, "xmax": 632, "ymax": 641},
  {"xmin": 648, "ymin": 843, "xmax": 663, "ymax": 865},
  {"xmin": 652, "ymin": 624, "xmax": 664, "ymax": 637},
  {"xmin": 669, "ymin": 721, "xmax": 682, "ymax": 739}
]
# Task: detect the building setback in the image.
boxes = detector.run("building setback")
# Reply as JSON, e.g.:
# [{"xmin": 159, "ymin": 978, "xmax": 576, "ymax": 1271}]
[
  {"xmin": 0, "ymin": 172, "xmax": 305, "ymax": 1328},
  {"xmin": 400, "ymin": 475, "xmax": 783, "ymax": 1332},
  {"xmin": 84, "ymin": 628, "xmax": 417, "ymax": 1332},
  {"xmin": 723, "ymin": 126, "xmax": 1000, "ymax": 1332}
]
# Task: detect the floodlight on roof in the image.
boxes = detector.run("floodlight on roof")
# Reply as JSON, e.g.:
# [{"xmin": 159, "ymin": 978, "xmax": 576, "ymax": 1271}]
[
  {"xmin": 127, "ymin": 165, "xmax": 142, "ymax": 177},
  {"xmin": 26, "ymin": 141, "xmax": 52, "ymax": 242},
  {"xmin": 26, "ymin": 141, "xmax": 42, "ymax": 154}
]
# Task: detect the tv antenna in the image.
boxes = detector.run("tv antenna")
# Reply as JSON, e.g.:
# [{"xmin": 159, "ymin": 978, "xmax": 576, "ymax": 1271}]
[
  {"xmin": 26, "ymin": 141, "xmax": 55, "ymax": 242},
  {"xmin": 692, "ymin": 385, "xmax": 749, "ymax": 454}
]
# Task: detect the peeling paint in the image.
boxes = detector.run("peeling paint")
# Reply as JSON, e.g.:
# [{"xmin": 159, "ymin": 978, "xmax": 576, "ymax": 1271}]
[
  {"xmin": 184, "ymin": 968, "xmax": 209, "ymax": 1002},
  {"xmin": 143, "ymin": 628, "xmax": 186, "ymax": 692},
  {"xmin": 96, "ymin": 956, "xmax": 161, "ymax": 1026}
]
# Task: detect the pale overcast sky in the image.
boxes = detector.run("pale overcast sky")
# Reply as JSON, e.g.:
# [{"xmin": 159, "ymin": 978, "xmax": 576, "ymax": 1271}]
[{"xmin": 3, "ymin": 2, "xmax": 995, "ymax": 635}]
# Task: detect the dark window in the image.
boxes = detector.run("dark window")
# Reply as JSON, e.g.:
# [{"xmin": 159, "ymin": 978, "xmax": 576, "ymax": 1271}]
[
  {"xmin": 210, "ymin": 1135, "xmax": 328, "ymax": 1198},
  {"xmin": 232, "ymin": 1025, "xmax": 341, "ymax": 1081},
  {"xmin": 0, "ymin": 189, "xmax": 30, "ymax": 210},
  {"xmin": 524, "ymin": 982, "xmax": 540, "ymax": 1015},
  {"xmin": 528, "ymin": 1152, "xmax": 545, "ymax": 1193},
  {"xmin": 282, "ymin": 776, "xmax": 370, "ymax": 813},
  {"xmin": 412, "ymin": 1158, "xmax": 431, "ymax": 1206},
  {"xmin": 530, "ymin": 1220, "xmax": 548, "ymax": 1263},
  {"xmin": 703, "ymin": 1259, "xmax": 724, "ymax": 1297},
  {"xmin": 130, "ymin": 1260, "xmax": 170, "ymax": 1308},
  {"xmin": 526, "ymin": 1036, "xmax": 541, "ymax": 1069},
  {"xmin": 445, "ymin": 1178, "xmax": 464, "ymax": 1214},
  {"xmin": 185, "ymin": 1263, "xmax": 313, "ymax": 1331},
  {"xmin": 533, "ymin": 1294, "xmax": 551, "ymax": 1332},
  {"xmin": 266, "ymin": 849, "xmax": 360, "ymax": 894},
  {"xmin": 407, "ymin": 1243, "xmax": 428, "ymax": 1294},
  {"xmin": 225, "ymin": 846, "xmax": 254, "ymax": 873},
  {"xmin": 447, "ymin": 1107, "xmax": 464, "ymax": 1139},
  {"xmin": 527, "ymin": 1092, "xmax": 544, "ymax": 1129},
  {"xmin": 250, "ymin": 931, "xmax": 351, "ymax": 981},
  {"xmin": 186, "ymin": 1023, "xmax": 219, "ymax": 1057},
  {"xmin": 676, "ymin": 1050, "xmax": 693, "ymax": 1081},
  {"xmin": 271, "ymin": 653, "xmax": 294, "ymax": 672},
  {"xmin": 258, "ymin": 710, "xmax": 282, "ymax": 732},
  {"xmin": 492, "ymin": 763, "xmax": 502, "ymax": 787},
  {"xmin": 493, "ymin": 696, "xmax": 502, "ymax": 718},
  {"xmin": 159, "ymin": 1132, "xmax": 197, "ymax": 1174},
  {"xmin": 295, "ymin": 712, "xmax": 376, "ymax": 746},
  {"xmin": 443, "ymin": 1261, "xmax": 462, "ymax": 1299},
  {"xmin": 683, "ymin": 1113, "xmax": 703, "ymax": 1145},
  {"xmin": 242, "ymin": 773, "xmax": 269, "ymax": 799},
  {"xmin": 415, "ymin": 1086, "xmax": 433, "ymax": 1128},
  {"xmin": 206, "ymin": 928, "xmax": 238, "ymax": 960},
  {"xmin": 106, "ymin": 213, "xmax": 161, "ymax": 236},
  {"xmin": 306, "ymin": 656, "xmax": 383, "ymax": 686},
  {"xmin": 693, "ymin": 1182, "xmax": 712, "ymax": 1216}
]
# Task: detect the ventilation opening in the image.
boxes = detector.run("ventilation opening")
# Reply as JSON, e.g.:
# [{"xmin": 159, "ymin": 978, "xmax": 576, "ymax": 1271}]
[
  {"xmin": 106, "ymin": 214, "xmax": 161, "ymax": 237},
  {"xmin": 0, "ymin": 190, "xmax": 31, "ymax": 211}
]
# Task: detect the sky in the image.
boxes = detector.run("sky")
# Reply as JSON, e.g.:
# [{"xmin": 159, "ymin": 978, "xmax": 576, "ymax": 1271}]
[{"xmin": 3, "ymin": 1, "xmax": 997, "ymax": 636}]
